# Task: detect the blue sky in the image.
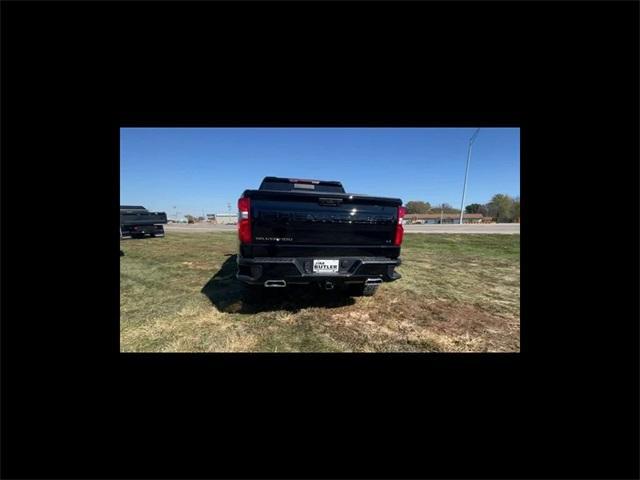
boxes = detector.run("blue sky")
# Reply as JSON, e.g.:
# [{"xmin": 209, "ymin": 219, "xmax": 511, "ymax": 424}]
[{"xmin": 120, "ymin": 128, "xmax": 519, "ymax": 217}]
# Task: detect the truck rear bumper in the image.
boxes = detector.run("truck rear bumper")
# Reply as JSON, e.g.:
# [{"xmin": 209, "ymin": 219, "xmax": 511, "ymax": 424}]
[
  {"xmin": 236, "ymin": 256, "xmax": 401, "ymax": 285},
  {"xmin": 120, "ymin": 224, "xmax": 165, "ymax": 238}
]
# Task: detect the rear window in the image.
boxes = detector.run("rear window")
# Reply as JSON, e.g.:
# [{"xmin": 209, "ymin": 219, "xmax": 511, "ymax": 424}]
[{"xmin": 259, "ymin": 177, "xmax": 345, "ymax": 193}]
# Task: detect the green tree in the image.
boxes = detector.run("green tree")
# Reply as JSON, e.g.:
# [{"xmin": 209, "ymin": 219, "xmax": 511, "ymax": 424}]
[
  {"xmin": 513, "ymin": 197, "xmax": 520, "ymax": 222},
  {"xmin": 440, "ymin": 203, "xmax": 461, "ymax": 214},
  {"xmin": 465, "ymin": 203, "xmax": 481, "ymax": 214},
  {"xmin": 487, "ymin": 194, "xmax": 515, "ymax": 222},
  {"xmin": 405, "ymin": 201, "xmax": 431, "ymax": 214},
  {"xmin": 465, "ymin": 203, "xmax": 488, "ymax": 216},
  {"xmin": 185, "ymin": 214, "xmax": 195, "ymax": 224}
]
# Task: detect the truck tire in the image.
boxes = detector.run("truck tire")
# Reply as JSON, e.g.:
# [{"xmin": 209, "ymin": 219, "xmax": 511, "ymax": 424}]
[{"xmin": 348, "ymin": 283, "xmax": 379, "ymax": 297}]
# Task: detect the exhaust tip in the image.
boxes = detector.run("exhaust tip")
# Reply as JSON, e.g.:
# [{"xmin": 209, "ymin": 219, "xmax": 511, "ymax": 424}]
[
  {"xmin": 365, "ymin": 278, "xmax": 383, "ymax": 285},
  {"xmin": 264, "ymin": 280, "xmax": 286, "ymax": 288}
]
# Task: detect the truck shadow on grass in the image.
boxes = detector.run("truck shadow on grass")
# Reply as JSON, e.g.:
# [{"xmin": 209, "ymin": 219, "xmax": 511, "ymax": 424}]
[{"xmin": 201, "ymin": 255, "xmax": 355, "ymax": 314}]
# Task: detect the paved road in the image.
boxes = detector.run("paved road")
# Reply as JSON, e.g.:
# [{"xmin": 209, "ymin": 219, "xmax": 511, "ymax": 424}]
[
  {"xmin": 165, "ymin": 223, "xmax": 519, "ymax": 234},
  {"xmin": 405, "ymin": 223, "xmax": 519, "ymax": 234},
  {"xmin": 165, "ymin": 224, "xmax": 237, "ymax": 232}
]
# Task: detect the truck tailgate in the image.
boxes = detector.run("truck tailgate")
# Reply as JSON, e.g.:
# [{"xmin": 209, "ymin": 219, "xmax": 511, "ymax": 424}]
[
  {"xmin": 120, "ymin": 212, "xmax": 168, "ymax": 226},
  {"xmin": 249, "ymin": 193, "xmax": 401, "ymax": 246}
]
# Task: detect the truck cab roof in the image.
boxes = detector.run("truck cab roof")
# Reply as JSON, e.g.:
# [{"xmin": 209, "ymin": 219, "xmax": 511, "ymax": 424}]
[
  {"xmin": 259, "ymin": 177, "xmax": 346, "ymax": 194},
  {"xmin": 120, "ymin": 205, "xmax": 148, "ymax": 211}
]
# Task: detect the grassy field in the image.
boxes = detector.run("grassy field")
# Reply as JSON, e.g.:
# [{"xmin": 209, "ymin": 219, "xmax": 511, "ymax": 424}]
[{"xmin": 120, "ymin": 232, "xmax": 520, "ymax": 352}]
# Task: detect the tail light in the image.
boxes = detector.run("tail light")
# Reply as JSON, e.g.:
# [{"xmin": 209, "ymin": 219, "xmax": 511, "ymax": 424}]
[
  {"xmin": 238, "ymin": 197, "xmax": 252, "ymax": 244},
  {"xmin": 394, "ymin": 206, "xmax": 406, "ymax": 246}
]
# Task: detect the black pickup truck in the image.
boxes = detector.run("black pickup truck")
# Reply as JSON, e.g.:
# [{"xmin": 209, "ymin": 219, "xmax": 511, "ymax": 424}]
[
  {"xmin": 120, "ymin": 205, "xmax": 168, "ymax": 239},
  {"xmin": 236, "ymin": 177, "xmax": 406, "ymax": 296}
]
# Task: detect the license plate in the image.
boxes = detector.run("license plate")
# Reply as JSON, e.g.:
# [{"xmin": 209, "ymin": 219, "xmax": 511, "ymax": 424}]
[{"xmin": 313, "ymin": 259, "xmax": 339, "ymax": 274}]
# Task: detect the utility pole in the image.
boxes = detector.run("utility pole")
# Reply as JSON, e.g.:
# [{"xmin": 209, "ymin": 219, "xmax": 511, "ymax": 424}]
[{"xmin": 459, "ymin": 128, "xmax": 481, "ymax": 224}]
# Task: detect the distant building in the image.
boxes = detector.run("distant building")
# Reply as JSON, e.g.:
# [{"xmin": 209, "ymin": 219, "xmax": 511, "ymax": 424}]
[
  {"xmin": 404, "ymin": 213, "xmax": 486, "ymax": 224},
  {"xmin": 211, "ymin": 213, "xmax": 237, "ymax": 225}
]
